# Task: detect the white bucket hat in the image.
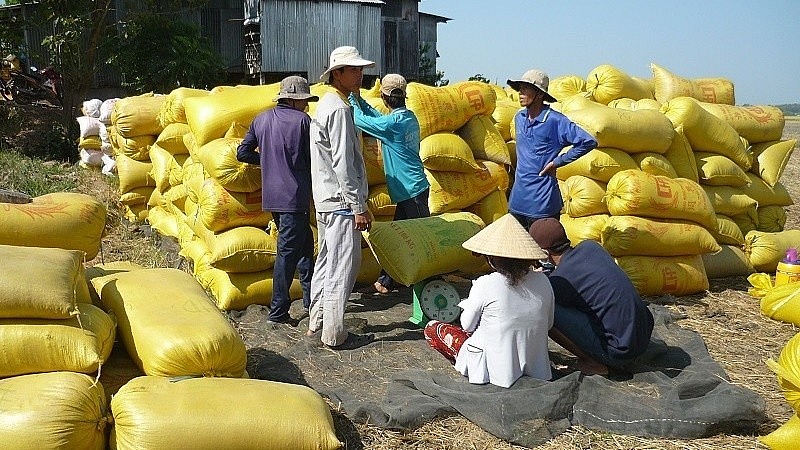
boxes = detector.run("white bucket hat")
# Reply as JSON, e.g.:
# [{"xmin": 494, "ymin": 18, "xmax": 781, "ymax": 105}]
[
  {"xmin": 507, "ymin": 69, "xmax": 557, "ymax": 103},
  {"xmin": 320, "ymin": 46, "xmax": 375, "ymax": 82},
  {"xmin": 273, "ymin": 75, "xmax": 319, "ymax": 102},
  {"xmin": 462, "ymin": 214, "xmax": 548, "ymax": 260}
]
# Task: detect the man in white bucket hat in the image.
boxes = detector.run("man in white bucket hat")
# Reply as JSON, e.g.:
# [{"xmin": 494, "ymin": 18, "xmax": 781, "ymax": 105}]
[
  {"xmin": 307, "ymin": 46, "xmax": 376, "ymax": 350},
  {"xmin": 237, "ymin": 75, "xmax": 318, "ymax": 326},
  {"xmin": 506, "ymin": 68, "xmax": 597, "ymax": 231},
  {"xmin": 423, "ymin": 214, "xmax": 555, "ymax": 388}
]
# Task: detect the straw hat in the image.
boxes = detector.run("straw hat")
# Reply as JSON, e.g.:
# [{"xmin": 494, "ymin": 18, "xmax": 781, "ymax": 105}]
[
  {"xmin": 320, "ymin": 46, "xmax": 375, "ymax": 82},
  {"xmin": 462, "ymin": 214, "xmax": 547, "ymax": 260},
  {"xmin": 507, "ymin": 68, "xmax": 557, "ymax": 103}
]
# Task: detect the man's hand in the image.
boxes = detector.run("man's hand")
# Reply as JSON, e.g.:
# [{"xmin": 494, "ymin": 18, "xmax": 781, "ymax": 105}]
[
  {"xmin": 354, "ymin": 210, "xmax": 373, "ymax": 231},
  {"xmin": 539, "ymin": 161, "xmax": 557, "ymax": 176}
]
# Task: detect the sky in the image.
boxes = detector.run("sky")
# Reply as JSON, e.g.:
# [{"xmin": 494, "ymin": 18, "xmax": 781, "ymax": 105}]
[{"xmin": 419, "ymin": 0, "xmax": 799, "ymax": 106}]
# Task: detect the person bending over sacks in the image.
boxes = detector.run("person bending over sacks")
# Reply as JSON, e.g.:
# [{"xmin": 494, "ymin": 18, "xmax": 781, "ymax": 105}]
[
  {"xmin": 424, "ymin": 213, "xmax": 555, "ymax": 388},
  {"xmin": 528, "ymin": 218, "xmax": 654, "ymax": 376}
]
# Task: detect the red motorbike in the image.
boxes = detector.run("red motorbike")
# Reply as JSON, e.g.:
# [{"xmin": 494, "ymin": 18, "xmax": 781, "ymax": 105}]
[{"xmin": 1, "ymin": 60, "xmax": 63, "ymax": 107}]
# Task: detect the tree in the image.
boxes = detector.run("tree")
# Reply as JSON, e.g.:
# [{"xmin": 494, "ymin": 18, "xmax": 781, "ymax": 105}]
[
  {"xmin": 468, "ymin": 74, "xmax": 491, "ymax": 84},
  {"xmin": 112, "ymin": 13, "xmax": 225, "ymax": 94},
  {"xmin": 418, "ymin": 43, "xmax": 448, "ymax": 87}
]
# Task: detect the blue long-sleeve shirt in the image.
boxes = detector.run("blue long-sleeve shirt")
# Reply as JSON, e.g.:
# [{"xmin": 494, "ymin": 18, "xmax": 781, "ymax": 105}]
[
  {"xmin": 349, "ymin": 95, "xmax": 429, "ymax": 203},
  {"xmin": 509, "ymin": 106, "xmax": 597, "ymax": 219},
  {"xmin": 236, "ymin": 103, "xmax": 312, "ymax": 213}
]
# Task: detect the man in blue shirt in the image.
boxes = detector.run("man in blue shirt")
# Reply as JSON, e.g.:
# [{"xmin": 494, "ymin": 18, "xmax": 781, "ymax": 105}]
[
  {"xmin": 236, "ymin": 76, "xmax": 318, "ymax": 325},
  {"xmin": 529, "ymin": 218, "xmax": 654, "ymax": 376},
  {"xmin": 350, "ymin": 73, "xmax": 430, "ymax": 294},
  {"xmin": 507, "ymin": 69, "xmax": 597, "ymax": 230}
]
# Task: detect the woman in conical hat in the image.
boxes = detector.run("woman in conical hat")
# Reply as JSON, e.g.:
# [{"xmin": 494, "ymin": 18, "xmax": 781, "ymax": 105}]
[{"xmin": 423, "ymin": 213, "xmax": 555, "ymax": 387}]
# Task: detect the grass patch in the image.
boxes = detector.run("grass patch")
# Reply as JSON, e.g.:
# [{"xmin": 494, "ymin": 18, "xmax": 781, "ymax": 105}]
[{"xmin": 0, "ymin": 150, "xmax": 80, "ymax": 196}]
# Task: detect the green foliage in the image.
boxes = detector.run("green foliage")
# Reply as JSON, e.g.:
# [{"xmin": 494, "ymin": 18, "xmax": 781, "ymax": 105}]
[
  {"xmin": 468, "ymin": 74, "xmax": 491, "ymax": 83},
  {"xmin": 777, "ymin": 103, "xmax": 800, "ymax": 116},
  {"xmin": 418, "ymin": 43, "xmax": 448, "ymax": 87},
  {"xmin": 0, "ymin": 149, "xmax": 80, "ymax": 196},
  {"xmin": 113, "ymin": 14, "xmax": 225, "ymax": 93},
  {"xmin": 0, "ymin": 104, "xmax": 75, "ymax": 162}
]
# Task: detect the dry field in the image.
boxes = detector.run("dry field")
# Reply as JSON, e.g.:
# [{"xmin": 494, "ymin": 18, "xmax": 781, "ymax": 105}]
[{"xmin": 78, "ymin": 118, "xmax": 800, "ymax": 449}]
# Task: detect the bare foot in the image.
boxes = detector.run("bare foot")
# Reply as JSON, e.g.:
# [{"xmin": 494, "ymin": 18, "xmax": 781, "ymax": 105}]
[
  {"xmin": 305, "ymin": 329, "xmax": 317, "ymax": 337},
  {"xmin": 576, "ymin": 358, "xmax": 609, "ymax": 376},
  {"xmin": 374, "ymin": 281, "xmax": 390, "ymax": 294}
]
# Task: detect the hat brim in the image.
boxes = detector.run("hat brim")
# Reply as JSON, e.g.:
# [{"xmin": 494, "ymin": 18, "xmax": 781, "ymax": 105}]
[
  {"xmin": 273, "ymin": 93, "xmax": 319, "ymax": 102},
  {"xmin": 506, "ymin": 79, "xmax": 557, "ymax": 103},
  {"xmin": 320, "ymin": 59, "xmax": 377, "ymax": 82}
]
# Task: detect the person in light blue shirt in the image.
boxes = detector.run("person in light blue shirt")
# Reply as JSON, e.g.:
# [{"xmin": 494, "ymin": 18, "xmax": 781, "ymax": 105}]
[
  {"xmin": 349, "ymin": 73, "xmax": 430, "ymax": 294},
  {"xmin": 507, "ymin": 69, "xmax": 597, "ymax": 231}
]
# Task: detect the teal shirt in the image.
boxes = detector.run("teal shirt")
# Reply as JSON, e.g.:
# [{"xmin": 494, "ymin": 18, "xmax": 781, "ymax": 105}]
[{"xmin": 349, "ymin": 95, "xmax": 430, "ymax": 203}]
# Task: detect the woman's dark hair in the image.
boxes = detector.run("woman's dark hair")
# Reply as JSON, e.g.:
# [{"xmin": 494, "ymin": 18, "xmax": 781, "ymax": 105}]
[
  {"xmin": 487, "ymin": 255, "xmax": 538, "ymax": 286},
  {"xmin": 383, "ymin": 94, "xmax": 405, "ymax": 109}
]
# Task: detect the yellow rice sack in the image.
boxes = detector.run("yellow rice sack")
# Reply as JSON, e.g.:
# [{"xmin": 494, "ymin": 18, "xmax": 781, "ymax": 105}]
[
  {"xmin": 492, "ymin": 98, "xmax": 519, "ymax": 141},
  {"xmin": 694, "ymin": 152, "xmax": 749, "ymax": 187},
  {"xmin": 367, "ymin": 184, "xmax": 395, "ymax": 217},
  {"xmin": 662, "ymin": 126, "xmax": 699, "ymax": 183},
  {"xmin": 110, "ymin": 376, "xmax": 341, "ymax": 450},
  {"xmin": 697, "ymin": 102, "xmax": 784, "ymax": 144},
  {"xmin": 426, "ymin": 160, "xmax": 509, "ymax": 214},
  {"xmin": 0, "ymin": 244, "xmax": 90, "ymax": 319},
  {"xmin": 616, "ymin": 254, "xmax": 709, "ymax": 296},
  {"xmin": 732, "ymin": 213, "xmax": 758, "ymax": 237},
  {"xmin": 91, "ymin": 268, "xmax": 247, "ymax": 377},
  {"xmin": 122, "ymin": 203, "xmax": 148, "ymax": 223},
  {"xmin": 609, "ymin": 98, "xmax": 662, "ymax": 111},
  {"xmin": 0, "ymin": 303, "xmax": 115, "ymax": 377},
  {"xmin": 147, "ymin": 205, "xmax": 180, "ymax": 239},
  {"xmin": 606, "ymin": 170, "xmax": 717, "ymax": 230},
  {"xmin": 758, "ymin": 206, "xmax": 787, "ymax": 233},
  {"xmin": 0, "ymin": 192, "xmax": 106, "ymax": 260},
  {"xmin": 742, "ymin": 173, "xmax": 793, "ymax": 207},
  {"xmin": 155, "ymin": 122, "xmax": 191, "ymax": 155},
  {"xmin": 750, "ymin": 139, "xmax": 797, "ymax": 187},
  {"xmin": 586, "ymin": 64, "xmax": 654, "ymax": 105},
  {"xmin": 555, "ymin": 147, "xmax": 638, "ymax": 183},
  {"xmin": 456, "ymin": 114, "xmax": 512, "ymax": 165},
  {"xmin": 633, "ymin": 152, "xmax": 677, "ymax": 178},
  {"xmin": 650, "ymin": 63, "xmax": 735, "ymax": 105},
  {"xmin": 745, "ymin": 230, "xmax": 800, "ymax": 272},
  {"xmin": 560, "ymin": 213, "xmax": 608, "ymax": 245},
  {"xmin": 701, "ymin": 185, "xmax": 758, "ymax": 221},
  {"xmin": 362, "ymin": 135, "xmax": 386, "ymax": 186},
  {"xmin": 116, "ymin": 133, "xmax": 156, "ymax": 161},
  {"xmin": 702, "ymin": 245, "xmax": 754, "ymax": 279},
  {"xmin": 357, "ymin": 246, "xmax": 382, "ymax": 284},
  {"xmin": 363, "ymin": 212, "xmax": 487, "ymax": 286},
  {"xmin": 601, "ymin": 216, "xmax": 720, "ymax": 257},
  {"xmin": 712, "ymin": 214, "xmax": 745, "ymax": 246},
  {"xmin": 756, "ymin": 279, "xmax": 800, "ymax": 327},
  {"xmin": 79, "ymin": 135, "xmax": 102, "ymax": 150},
  {"xmin": 185, "ymin": 218, "xmax": 277, "ymax": 273},
  {"xmin": 157, "ymin": 86, "xmax": 210, "ymax": 127},
  {"xmin": 560, "ymin": 94, "xmax": 674, "ymax": 153},
  {"xmin": 466, "ymin": 189, "xmax": 508, "ymax": 225},
  {"xmin": 765, "ymin": 331, "xmax": 800, "ymax": 411},
  {"xmin": 119, "ymin": 186, "xmax": 154, "ymax": 206},
  {"xmin": 194, "ymin": 177, "xmax": 271, "ymax": 232},
  {"xmin": 562, "ymin": 175, "xmax": 608, "ymax": 218},
  {"xmin": 112, "ymin": 93, "xmax": 166, "ymax": 138},
  {"xmin": 0, "ymin": 372, "xmax": 109, "ymax": 450},
  {"xmin": 194, "ymin": 260, "xmax": 302, "ymax": 311},
  {"xmin": 116, "ymin": 153, "xmax": 155, "ymax": 193},
  {"xmin": 548, "ymin": 75, "xmax": 586, "ymax": 102},
  {"xmin": 419, "ymin": 132, "xmax": 482, "ymax": 173},
  {"xmin": 184, "ymin": 83, "xmax": 279, "ymax": 148},
  {"xmin": 506, "ymin": 140, "xmax": 517, "ymax": 167},
  {"xmin": 660, "ymin": 96, "xmax": 751, "ymax": 170},
  {"xmin": 407, "ymin": 81, "xmax": 496, "ymax": 139},
  {"xmin": 149, "ymin": 144, "xmax": 189, "ymax": 192},
  {"xmin": 760, "ymin": 413, "xmax": 800, "ymax": 450},
  {"xmin": 85, "ymin": 261, "xmax": 143, "ymax": 307},
  {"xmin": 195, "ymin": 137, "xmax": 262, "ymax": 193}
]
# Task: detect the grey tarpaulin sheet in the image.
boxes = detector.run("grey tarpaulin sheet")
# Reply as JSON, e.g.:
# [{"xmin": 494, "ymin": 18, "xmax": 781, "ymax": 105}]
[{"xmin": 232, "ymin": 293, "xmax": 766, "ymax": 448}]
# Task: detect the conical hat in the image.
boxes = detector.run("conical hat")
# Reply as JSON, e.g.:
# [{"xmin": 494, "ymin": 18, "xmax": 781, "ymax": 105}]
[{"xmin": 462, "ymin": 214, "xmax": 547, "ymax": 260}]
